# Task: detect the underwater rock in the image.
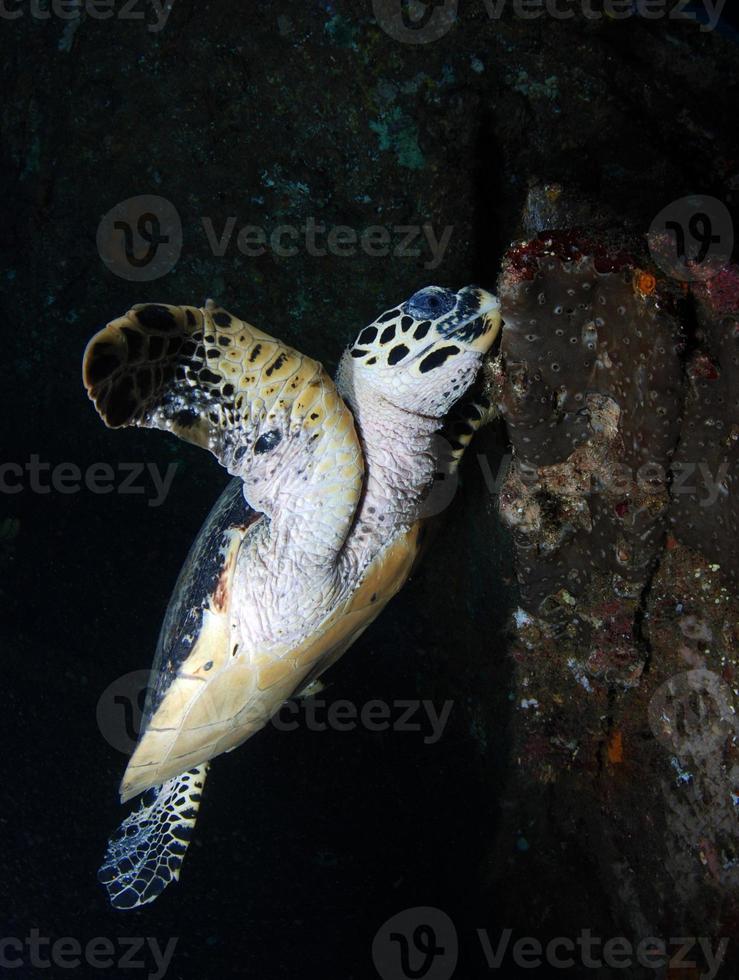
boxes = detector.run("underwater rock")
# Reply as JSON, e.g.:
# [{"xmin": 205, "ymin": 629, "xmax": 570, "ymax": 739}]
[
  {"xmin": 488, "ymin": 188, "xmax": 739, "ymax": 955},
  {"xmin": 494, "ymin": 226, "xmax": 683, "ymax": 682},
  {"xmin": 668, "ymin": 264, "xmax": 739, "ymax": 582},
  {"xmin": 643, "ymin": 538, "xmax": 739, "ymax": 921}
]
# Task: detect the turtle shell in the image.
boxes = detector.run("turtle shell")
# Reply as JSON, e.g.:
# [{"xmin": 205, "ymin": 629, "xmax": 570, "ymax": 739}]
[
  {"xmin": 140, "ymin": 477, "xmax": 259, "ymax": 732},
  {"xmin": 120, "ymin": 478, "xmax": 425, "ymax": 802}
]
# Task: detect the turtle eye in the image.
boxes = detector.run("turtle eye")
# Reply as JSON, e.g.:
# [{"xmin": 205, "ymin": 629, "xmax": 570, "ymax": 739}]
[
  {"xmin": 254, "ymin": 429, "xmax": 282, "ymax": 454},
  {"xmin": 406, "ymin": 287, "xmax": 455, "ymax": 320}
]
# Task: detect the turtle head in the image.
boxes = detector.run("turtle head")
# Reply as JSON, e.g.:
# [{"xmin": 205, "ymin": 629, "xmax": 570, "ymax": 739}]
[{"xmin": 340, "ymin": 285, "xmax": 501, "ymax": 418}]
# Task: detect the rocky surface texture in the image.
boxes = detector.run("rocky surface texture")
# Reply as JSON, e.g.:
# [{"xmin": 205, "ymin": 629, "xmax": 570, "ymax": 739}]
[
  {"xmin": 669, "ymin": 265, "xmax": 739, "ymax": 582},
  {"xmin": 491, "ymin": 188, "xmax": 738, "ymax": 973},
  {"xmin": 496, "ymin": 223, "xmax": 683, "ymax": 653}
]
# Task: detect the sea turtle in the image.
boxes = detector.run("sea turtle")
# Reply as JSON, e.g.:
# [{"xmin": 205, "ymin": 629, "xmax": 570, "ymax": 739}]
[{"xmin": 83, "ymin": 285, "xmax": 501, "ymax": 908}]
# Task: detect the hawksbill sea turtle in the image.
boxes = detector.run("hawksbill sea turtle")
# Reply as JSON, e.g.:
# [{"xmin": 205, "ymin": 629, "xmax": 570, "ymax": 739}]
[{"xmin": 83, "ymin": 285, "xmax": 501, "ymax": 908}]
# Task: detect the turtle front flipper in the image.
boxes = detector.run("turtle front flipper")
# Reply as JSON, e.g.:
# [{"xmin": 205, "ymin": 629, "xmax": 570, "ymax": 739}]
[
  {"xmin": 98, "ymin": 763, "xmax": 208, "ymax": 909},
  {"xmin": 83, "ymin": 300, "xmax": 356, "ymax": 477}
]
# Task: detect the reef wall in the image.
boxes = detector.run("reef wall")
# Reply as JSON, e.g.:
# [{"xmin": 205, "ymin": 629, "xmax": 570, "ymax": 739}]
[{"xmin": 489, "ymin": 187, "xmax": 739, "ymax": 972}]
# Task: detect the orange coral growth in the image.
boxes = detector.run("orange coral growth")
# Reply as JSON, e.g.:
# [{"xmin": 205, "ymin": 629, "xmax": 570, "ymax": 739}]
[
  {"xmin": 607, "ymin": 730, "xmax": 624, "ymax": 764},
  {"xmin": 634, "ymin": 270, "xmax": 657, "ymax": 296}
]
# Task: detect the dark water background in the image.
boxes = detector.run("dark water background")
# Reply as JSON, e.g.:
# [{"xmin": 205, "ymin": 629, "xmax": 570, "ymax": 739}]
[{"xmin": 2, "ymin": 2, "xmax": 738, "ymax": 978}]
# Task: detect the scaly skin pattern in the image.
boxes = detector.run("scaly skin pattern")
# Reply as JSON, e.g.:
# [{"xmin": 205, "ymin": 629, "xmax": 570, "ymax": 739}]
[
  {"xmin": 337, "ymin": 285, "xmax": 500, "ymax": 572},
  {"xmin": 84, "ymin": 285, "xmax": 500, "ymax": 909},
  {"xmin": 235, "ymin": 285, "xmax": 502, "ymax": 653}
]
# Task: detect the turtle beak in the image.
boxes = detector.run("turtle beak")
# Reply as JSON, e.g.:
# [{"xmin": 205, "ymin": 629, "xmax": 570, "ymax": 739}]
[{"xmin": 447, "ymin": 286, "xmax": 502, "ymax": 354}]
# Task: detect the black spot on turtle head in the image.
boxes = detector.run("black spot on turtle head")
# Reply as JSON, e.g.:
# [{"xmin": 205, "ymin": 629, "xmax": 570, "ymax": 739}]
[
  {"xmin": 378, "ymin": 308, "xmax": 400, "ymax": 323},
  {"xmin": 419, "ymin": 345, "xmax": 461, "ymax": 373},
  {"xmin": 357, "ymin": 326, "xmax": 377, "ymax": 345},
  {"xmin": 254, "ymin": 429, "xmax": 282, "ymax": 454},
  {"xmin": 414, "ymin": 320, "xmax": 432, "ymax": 340},
  {"xmin": 380, "ymin": 325, "xmax": 396, "ymax": 345},
  {"xmin": 388, "ymin": 344, "xmax": 409, "ymax": 366},
  {"xmin": 213, "ymin": 312, "xmax": 232, "ymax": 328},
  {"xmin": 401, "ymin": 315, "xmax": 414, "ymax": 332}
]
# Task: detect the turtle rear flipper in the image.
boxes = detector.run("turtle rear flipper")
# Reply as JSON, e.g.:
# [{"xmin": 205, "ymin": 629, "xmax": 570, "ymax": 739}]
[{"xmin": 98, "ymin": 763, "xmax": 208, "ymax": 909}]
